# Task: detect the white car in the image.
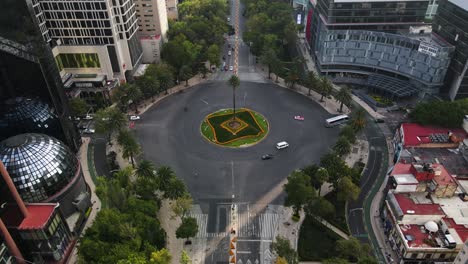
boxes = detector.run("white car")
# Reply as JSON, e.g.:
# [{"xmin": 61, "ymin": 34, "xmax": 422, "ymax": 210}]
[
  {"xmin": 276, "ymin": 141, "xmax": 289, "ymax": 150},
  {"xmin": 228, "ymin": 50, "xmax": 232, "ymax": 56},
  {"xmin": 83, "ymin": 128, "xmax": 95, "ymax": 134},
  {"xmin": 227, "ymin": 17, "xmax": 231, "ymax": 22},
  {"xmin": 83, "ymin": 115, "xmax": 93, "ymax": 120},
  {"xmin": 229, "ymin": 66, "xmax": 233, "ymax": 71},
  {"xmin": 129, "ymin": 115, "xmax": 141, "ymax": 121}
]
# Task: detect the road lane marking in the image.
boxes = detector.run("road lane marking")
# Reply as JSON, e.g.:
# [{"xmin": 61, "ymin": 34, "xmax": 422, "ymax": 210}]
[{"xmin": 201, "ymin": 99, "xmax": 209, "ymax": 105}]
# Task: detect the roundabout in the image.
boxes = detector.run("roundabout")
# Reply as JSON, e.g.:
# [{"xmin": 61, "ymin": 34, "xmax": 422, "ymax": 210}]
[
  {"xmin": 134, "ymin": 80, "xmax": 341, "ymax": 203},
  {"xmin": 201, "ymin": 108, "xmax": 269, "ymax": 147}
]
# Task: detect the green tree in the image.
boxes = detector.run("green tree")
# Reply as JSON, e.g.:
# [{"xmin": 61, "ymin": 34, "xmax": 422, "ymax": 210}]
[
  {"xmin": 206, "ymin": 44, "xmax": 220, "ymax": 68},
  {"xmin": 357, "ymin": 256, "xmax": 379, "ymax": 264},
  {"xmin": 339, "ymin": 125, "xmax": 356, "ymax": 144},
  {"xmin": 320, "ymin": 152, "xmax": 347, "ymax": 188},
  {"xmin": 136, "ymin": 75, "xmax": 159, "ymax": 102},
  {"xmin": 127, "ymin": 84, "xmax": 143, "ymax": 113},
  {"xmin": 336, "ymin": 238, "xmax": 367, "ymax": 262},
  {"xmin": 333, "ymin": 136, "xmax": 352, "ymax": 157},
  {"xmin": 305, "ymin": 196, "xmax": 335, "ymax": 219},
  {"xmin": 323, "ymin": 258, "xmax": 349, "ymax": 264},
  {"xmin": 198, "ymin": 63, "xmax": 209, "ymax": 78},
  {"xmin": 180, "ymin": 250, "xmax": 191, "ymax": 264},
  {"xmin": 117, "ymin": 253, "xmax": 148, "ymax": 264},
  {"xmin": 228, "ymin": 75, "xmax": 240, "ymax": 120},
  {"xmin": 318, "ymin": 77, "xmax": 333, "ymax": 102},
  {"xmin": 176, "ymin": 217, "xmax": 199, "ymax": 241},
  {"xmin": 117, "ymin": 130, "xmax": 141, "ymax": 167},
  {"xmin": 272, "ymin": 236, "xmax": 299, "ymax": 264},
  {"xmin": 179, "ymin": 65, "xmax": 192, "ymax": 87},
  {"xmin": 69, "ymin": 97, "xmax": 89, "ymax": 116},
  {"xmin": 171, "ymin": 195, "xmax": 193, "ymax": 219},
  {"xmin": 260, "ymin": 48, "xmax": 278, "ymax": 79},
  {"xmin": 283, "ymin": 170, "xmax": 315, "ymax": 216},
  {"xmin": 95, "ymin": 107, "xmax": 127, "ymax": 144},
  {"xmin": 136, "ymin": 160, "xmax": 156, "ymax": 180},
  {"xmin": 150, "ymin": 248, "xmax": 172, "ymax": 264},
  {"xmin": 164, "ymin": 177, "xmax": 188, "ymax": 200},
  {"xmin": 114, "ymin": 166, "xmax": 133, "ymax": 189},
  {"xmin": 271, "ymin": 55, "xmax": 282, "ymax": 83},
  {"xmin": 276, "ymin": 257, "xmax": 288, "ymax": 264},
  {"xmin": 351, "ymin": 108, "xmax": 367, "ymax": 132},
  {"xmin": 146, "ymin": 63, "xmax": 175, "ymax": 95},
  {"xmin": 305, "ymin": 71, "xmax": 318, "ymax": 96},
  {"xmin": 336, "ymin": 87, "xmax": 352, "ymax": 113},
  {"xmin": 285, "ymin": 69, "xmax": 299, "ymax": 89},
  {"xmin": 302, "ymin": 165, "xmax": 328, "ymax": 195},
  {"xmin": 409, "ymin": 99, "xmax": 468, "ymax": 128},
  {"xmin": 156, "ymin": 166, "xmax": 175, "ymax": 193},
  {"xmin": 337, "ymin": 176, "xmax": 360, "ymax": 202}
]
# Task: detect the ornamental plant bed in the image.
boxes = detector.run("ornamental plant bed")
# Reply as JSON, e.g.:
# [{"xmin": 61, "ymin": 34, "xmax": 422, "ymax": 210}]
[{"xmin": 206, "ymin": 109, "xmax": 264, "ymax": 144}]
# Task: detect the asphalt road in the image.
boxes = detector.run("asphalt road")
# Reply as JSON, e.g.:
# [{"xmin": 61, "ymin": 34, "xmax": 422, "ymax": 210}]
[
  {"xmin": 134, "ymin": 81, "xmax": 340, "ymax": 203},
  {"xmin": 347, "ymin": 115, "xmax": 387, "ymax": 243}
]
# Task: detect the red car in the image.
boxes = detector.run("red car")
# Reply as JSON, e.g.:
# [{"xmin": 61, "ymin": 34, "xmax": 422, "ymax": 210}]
[{"xmin": 294, "ymin": 115, "xmax": 305, "ymax": 121}]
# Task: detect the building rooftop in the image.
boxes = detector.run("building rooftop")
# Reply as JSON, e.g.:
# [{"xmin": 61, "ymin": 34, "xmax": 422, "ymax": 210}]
[
  {"xmin": 394, "ymin": 193, "xmax": 445, "ymax": 215},
  {"xmin": 399, "ymin": 224, "xmax": 434, "ymax": 248},
  {"xmin": 400, "ymin": 123, "xmax": 466, "ymax": 147},
  {"xmin": 444, "ymin": 217, "xmax": 468, "ymax": 243},
  {"xmin": 18, "ymin": 204, "xmax": 56, "ymax": 230},
  {"xmin": 391, "ymin": 163, "xmax": 413, "ymax": 176},
  {"xmin": 431, "ymin": 164, "xmax": 456, "ymax": 186},
  {"xmin": 400, "ymin": 148, "xmax": 468, "ymax": 177},
  {"xmin": 449, "ymin": 0, "xmax": 468, "ymax": 11},
  {"xmin": 433, "ymin": 196, "xmax": 468, "ymax": 225}
]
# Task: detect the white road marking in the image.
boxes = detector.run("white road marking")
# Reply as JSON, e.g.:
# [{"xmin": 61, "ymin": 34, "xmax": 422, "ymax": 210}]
[{"xmin": 201, "ymin": 99, "xmax": 209, "ymax": 105}]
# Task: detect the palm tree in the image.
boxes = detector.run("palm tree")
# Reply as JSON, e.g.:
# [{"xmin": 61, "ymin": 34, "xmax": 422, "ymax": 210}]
[
  {"xmin": 335, "ymin": 87, "xmax": 352, "ymax": 113},
  {"xmin": 136, "ymin": 160, "xmax": 156, "ymax": 180},
  {"xmin": 228, "ymin": 75, "xmax": 240, "ymax": 120},
  {"xmin": 117, "ymin": 130, "xmax": 141, "ymax": 167},
  {"xmin": 179, "ymin": 65, "xmax": 192, "ymax": 87},
  {"xmin": 315, "ymin": 168, "xmax": 329, "ymax": 196},
  {"xmin": 95, "ymin": 107, "xmax": 127, "ymax": 145},
  {"xmin": 351, "ymin": 108, "xmax": 367, "ymax": 132},
  {"xmin": 157, "ymin": 166, "xmax": 175, "ymax": 192},
  {"xmin": 318, "ymin": 77, "xmax": 333, "ymax": 102},
  {"xmin": 306, "ymin": 71, "xmax": 318, "ymax": 96},
  {"xmin": 113, "ymin": 166, "xmax": 133, "ymax": 190},
  {"xmin": 333, "ymin": 136, "xmax": 351, "ymax": 157}
]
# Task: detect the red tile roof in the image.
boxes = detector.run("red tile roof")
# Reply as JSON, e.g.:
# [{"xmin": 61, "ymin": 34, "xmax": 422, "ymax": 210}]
[
  {"xmin": 391, "ymin": 163, "xmax": 413, "ymax": 176},
  {"xmin": 18, "ymin": 204, "xmax": 56, "ymax": 230},
  {"xmin": 394, "ymin": 193, "xmax": 445, "ymax": 215},
  {"xmin": 443, "ymin": 217, "xmax": 468, "ymax": 243},
  {"xmin": 400, "ymin": 123, "xmax": 466, "ymax": 147}
]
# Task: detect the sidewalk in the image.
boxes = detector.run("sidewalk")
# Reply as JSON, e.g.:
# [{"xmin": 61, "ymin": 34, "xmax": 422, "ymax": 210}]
[{"xmin": 67, "ymin": 137, "xmax": 102, "ymax": 264}]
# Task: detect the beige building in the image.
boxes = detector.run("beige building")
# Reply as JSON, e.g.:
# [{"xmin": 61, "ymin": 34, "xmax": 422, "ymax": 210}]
[
  {"xmin": 166, "ymin": 0, "xmax": 179, "ymax": 20},
  {"xmin": 135, "ymin": 0, "xmax": 169, "ymax": 40}
]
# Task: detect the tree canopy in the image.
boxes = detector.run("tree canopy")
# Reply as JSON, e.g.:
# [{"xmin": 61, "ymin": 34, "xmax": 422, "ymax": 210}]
[
  {"xmin": 284, "ymin": 170, "xmax": 316, "ymax": 216},
  {"xmin": 410, "ymin": 98, "xmax": 468, "ymax": 128}
]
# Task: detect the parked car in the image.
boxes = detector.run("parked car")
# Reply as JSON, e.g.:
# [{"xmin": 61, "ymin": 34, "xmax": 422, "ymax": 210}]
[
  {"xmin": 227, "ymin": 17, "xmax": 230, "ymax": 22},
  {"xmin": 83, "ymin": 115, "xmax": 93, "ymax": 120},
  {"xmin": 294, "ymin": 115, "xmax": 304, "ymax": 121},
  {"xmin": 229, "ymin": 66, "xmax": 233, "ymax": 71},
  {"xmin": 129, "ymin": 115, "xmax": 140, "ymax": 121},
  {"xmin": 228, "ymin": 50, "xmax": 231, "ymax": 56},
  {"xmin": 261, "ymin": 154, "xmax": 274, "ymax": 160},
  {"xmin": 375, "ymin": 118, "xmax": 385, "ymax": 123},
  {"xmin": 83, "ymin": 128, "xmax": 95, "ymax": 134}
]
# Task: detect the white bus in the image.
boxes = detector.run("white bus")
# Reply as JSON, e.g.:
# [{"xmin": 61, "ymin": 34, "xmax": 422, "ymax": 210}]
[{"xmin": 325, "ymin": 115, "xmax": 349, "ymax": 127}]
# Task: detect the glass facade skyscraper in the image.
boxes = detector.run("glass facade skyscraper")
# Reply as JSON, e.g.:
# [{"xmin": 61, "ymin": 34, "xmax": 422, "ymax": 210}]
[{"xmin": 433, "ymin": 0, "xmax": 468, "ymax": 100}]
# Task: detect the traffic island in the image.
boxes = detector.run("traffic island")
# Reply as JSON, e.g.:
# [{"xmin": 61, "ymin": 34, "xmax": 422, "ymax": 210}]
[{"xmin": 201, "ymin": 108, "xmax": 269, "ymax": 147}]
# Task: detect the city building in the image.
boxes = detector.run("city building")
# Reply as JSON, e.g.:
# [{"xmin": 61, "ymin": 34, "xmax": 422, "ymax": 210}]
[
  {"xmin": 135, "ymin": 0, "xmax": 168, "ymax": 39},
  {"xmin": 383, "ymin": 163, "xmax": 468, "ymax": 263},
  {"xmin": 140, "ymin": 35, "xmax": 162, "ymax": 64},
  {"xmin": 0, "ymin": 160, "xmax": 75, "ymax": 264},
  {"xmin": 0, "ymin": 0, "xmax": 81, "ymax": 152},
  {"xmin": 166, "ymin": 0, "xmax": 178, "ymax": 20},
  {"xmin": 31, "ymin": 0, "xmax": 143, "ymax": 101},
  {"xmin": 433, "ymin": 0, "xmax": 468, "ymax": 100},
  {"xmin": 0, "ymin": 133, "xmax": 91, "ymax": 233},
  {"xmin": 0, "ymin": 238, "xmax": 13, "ymax": 264},
  {"xmin": 454, "ymin": 240, "xmax": 468, "ymax": 263},
  {"xmin": 426, "ymin": 0, "xmax": 439, "ymax": 19},
  {"xmin": 307, "ymin": 0, "xmax": 455, "ymax": 96}
]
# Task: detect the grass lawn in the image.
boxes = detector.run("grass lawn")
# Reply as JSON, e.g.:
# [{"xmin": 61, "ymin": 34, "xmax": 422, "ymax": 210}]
[
  {"xmin": 323, "ymin": 191, "xmax": 350, "ymax": 234},
  {"xmin": 298, "ymin": 215, "xmax": 341, "ymax": 260},
  {"xmin": 201, "ymin": 108, "xmax": 268, "ymax": 147}
]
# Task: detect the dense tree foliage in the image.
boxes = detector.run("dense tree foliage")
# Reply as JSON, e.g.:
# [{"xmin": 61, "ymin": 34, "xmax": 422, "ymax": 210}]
[
  {"xmin": 272, "ymin": 236, "xmax": 299, "ymax": 264},
  {"xmin": 284, "ymin": 170, "xmax": 316, "ymax": 216},
  {"xmin": 94, "ymin": 107, "xmax": 127, "ymax": 144},
  {"xmin": 69, "ymin": 98, "xmax": 90, "ymax": 116},
  {"xmin": 410, "ymin": 98, "xmax": 468, "ymax": 128}
]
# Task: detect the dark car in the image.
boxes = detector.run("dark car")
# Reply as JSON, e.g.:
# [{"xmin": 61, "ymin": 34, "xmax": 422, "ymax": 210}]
[
  {"xmin": 375, "ymin": 118, "xmax": 385, "ymax": 123},
  {"xmin": 261, "ymin": 154, "xmax": 274, "ymax": 160}
]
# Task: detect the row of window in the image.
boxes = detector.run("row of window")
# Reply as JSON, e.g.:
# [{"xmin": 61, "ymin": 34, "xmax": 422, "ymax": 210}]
[
  {"xmin": 39, "ymin": 1, "xmax": 107, "ymax": 12},
  {"xmin": 49, "ymin": 28, "xmax": 112, "ymax": 38},
  {"xmin": 44, "ymin": 10, "xmax": 110, "ymax": 20},
  {"xmin": 46, "ymin": 19, "xmax": 111, "ymax": 29},
  {"xmin": 326, "ymin": 33, "xmax": 420, "ymax": 50}
]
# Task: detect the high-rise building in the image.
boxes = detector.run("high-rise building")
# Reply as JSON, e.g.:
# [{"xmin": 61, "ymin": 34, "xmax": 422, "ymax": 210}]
[
  {"xmin": 0, "ymin": 0, "xmax": 81, "ymax": 151},
  {"xmin": 35, "ymin": 0, "xmax": 143, "ymax": 83},
  {"xmin": 307, "ymin": 0, "xmax": 454, "ymax": 96},
  {"xmin": 426, "ymin": 0, "xmax": 439, "ymax": 19},
  {"xmin": 433, "ymin": 0, "xmax": 468, "ymax": 100},
  {"xmin": 0, "ymin": 238, "xmax": 13, "ymax": 264},
  {"xmin": 166, "ymin": 0, "xmax": 179, "ymax": 20}
]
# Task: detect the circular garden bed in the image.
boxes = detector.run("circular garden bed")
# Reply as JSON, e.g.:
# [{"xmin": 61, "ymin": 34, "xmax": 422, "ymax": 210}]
[{"xmin": 200, "ymin": 108, "xmax": 269, "ymax": 147}]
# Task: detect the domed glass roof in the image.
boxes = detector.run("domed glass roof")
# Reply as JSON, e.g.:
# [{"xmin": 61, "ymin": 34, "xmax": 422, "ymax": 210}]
[
  {"xmin": 0, "ymin": 133, "xmax": 78, "ymax": 203},
  {"xmin": 0, "ymin": 97, "xmax": 60, "ymax": 140}
]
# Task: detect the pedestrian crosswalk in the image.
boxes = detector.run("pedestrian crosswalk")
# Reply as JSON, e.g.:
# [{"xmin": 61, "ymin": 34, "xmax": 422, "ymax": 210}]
[{"xmin": 189, "ymin": 208, "xmax": 279, "ymax": 239}]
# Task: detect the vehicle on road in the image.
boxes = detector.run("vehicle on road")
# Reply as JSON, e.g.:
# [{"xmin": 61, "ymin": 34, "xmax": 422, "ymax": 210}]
[
  {"xmin": 375, "ymin": 118, "xmax": 385, "ymax": 123},
  {"xmin": 83, "ymin": 115, "xmax": 93, "ymax": 120},
  {"xmin": 229, "ymin": 66, "xmax": 233, "ymax": 71},
  {"xmin": 83, "ymin": 128, "xmax": 95, "ymax": 134},
  {"xmin": 261, "ymin": 154, "xmax": 274, "ymax": 160},
  {"xmin": 223, "ymin": 55, "xmax": 226, "ymax": 60},
  {"xmin": 325, "ymin": 114, "xmax": 349, "ymax": 127},
  {"xmin": 276, "ymin": 141, "xmax": 289, "ymax": 150},
  {"xmin": 224, "ymin": 66, "xmax": 228, "ymax": 71},
  {"xmin": 227, "ymin": 17, "xmax": 230, "ymax": 22},
  {"xmin": 130, "ymin": 115, "xmax": 140, "ymax": 121},
  {"xmin": 228, "ymin": 50, "xmax": 231, "ymax": 56},
  {"xmin": 294, "ymin": 115, "xmax": 304, "ymax": 121}
]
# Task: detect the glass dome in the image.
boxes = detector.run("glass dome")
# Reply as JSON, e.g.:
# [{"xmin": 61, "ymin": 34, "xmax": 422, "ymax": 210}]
[
  {"xmin": 0, "ymin": 97, "xmax": 60, "ymax": 141},
  {"xmin": 0, "ymin": 133, "xmax": 78, "ymax": 203}
]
